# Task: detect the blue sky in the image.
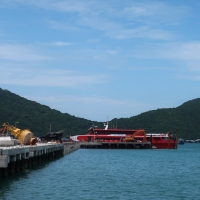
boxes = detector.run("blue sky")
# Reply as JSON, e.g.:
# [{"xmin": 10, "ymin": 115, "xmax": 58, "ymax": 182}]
[{"xmin": 1, "ymin": 0, "xmax": 200, "ymax": 122}]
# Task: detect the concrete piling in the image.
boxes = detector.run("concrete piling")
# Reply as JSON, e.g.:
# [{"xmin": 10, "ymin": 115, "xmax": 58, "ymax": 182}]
[{"xmin": 80, "ymin": 141, "xmax": 151, "ymax": 149}]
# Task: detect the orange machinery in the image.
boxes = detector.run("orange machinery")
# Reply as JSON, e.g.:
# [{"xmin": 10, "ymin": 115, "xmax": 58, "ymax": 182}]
[{"xmin": 124, "ymin": 129, "xmax": 146, "ymax": 142}]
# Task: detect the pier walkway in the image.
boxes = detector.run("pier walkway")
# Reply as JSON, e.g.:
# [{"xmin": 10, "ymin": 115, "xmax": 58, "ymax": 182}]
[{"xmin": 0, "ymin": 142, "xmax": 80, "ymax": 177}]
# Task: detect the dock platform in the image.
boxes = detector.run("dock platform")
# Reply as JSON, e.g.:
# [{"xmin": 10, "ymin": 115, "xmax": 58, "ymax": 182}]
[
  {"xmin": 80, "ymin": 141, "xmax": 151, "ymax": 149},
  {"xmin": 0, "ymin": 142, "xmax": 80, "ymax": 177}
]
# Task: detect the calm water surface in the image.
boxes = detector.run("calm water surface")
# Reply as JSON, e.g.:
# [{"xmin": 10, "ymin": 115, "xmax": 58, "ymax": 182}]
[{"xmin": 0, "ymin": 144, "xmax": 200, "ymax": 200}]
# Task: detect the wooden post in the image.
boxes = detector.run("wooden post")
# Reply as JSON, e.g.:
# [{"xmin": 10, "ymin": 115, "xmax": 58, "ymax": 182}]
[
  {"xmin": 176, "ymin": 129, "xmax": 179, "ymax": 149},
  {"xmin": 167, "ymin": 132, "xmax": 170, "ymax": 149}
]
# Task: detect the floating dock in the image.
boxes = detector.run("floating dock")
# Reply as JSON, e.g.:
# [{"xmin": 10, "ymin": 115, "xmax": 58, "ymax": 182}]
[
  {"xmin": 80, "ymin": 141, "xmax": 152, "ymax": 149},
  {"xmin": 0, "ymin": 142, "xmax": 80, "ymax": 177}
]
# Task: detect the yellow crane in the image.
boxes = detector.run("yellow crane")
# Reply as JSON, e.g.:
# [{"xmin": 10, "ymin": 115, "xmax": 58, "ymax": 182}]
[{"xmin": 2, "ymin": 123, "xmax": 36, "ymax": 145}]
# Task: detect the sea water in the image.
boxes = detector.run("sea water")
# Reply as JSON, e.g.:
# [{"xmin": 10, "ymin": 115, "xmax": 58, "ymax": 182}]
[{"xmin": 0, "ymin": 144, "xmax": 200, "ymax": 200}]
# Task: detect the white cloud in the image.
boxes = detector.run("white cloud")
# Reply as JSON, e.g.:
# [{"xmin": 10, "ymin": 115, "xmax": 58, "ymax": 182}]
[
  {"xmin": 129, "ymin": 41, "xmax": 200, "ymax": 77},
  {"xmin": 30, "ymin": 95, "xmax": 127, "ymax": 105},
  {"xmin": 186, "ymin": 61, "xmax": 200, "ymax": 71},
  {"xmin": 0, "ymin": 44, "xmax": 52, "ymax": 61},
  {"xmin": 47, "ymin": 1, "xmax": 89, "ymax": 13},
  {"xmin": 0, "ymin": 67, "xmax": 109, "ymax": 87},
  {"xmin": 76, "ymin": 16, "xmax": 174, "ymax": 40},
  {"xmin": 115, "ymin": 26, "xmax": 174, "ymax": 40},
  {"xmin": 106, "ymin": 50, "xmax": 118, "ymax": 55},
  {"xmin": 122, "ymin": 2, "xmax": 189, "ymax": 24},
  {"xmin": 173, "ymin": 43, "xmax": 200, "ymax": 60},
  {"xmin": 2, "ymin": 0, "xmax": 184, "ymax": 40},
  {"xmin": 47, "ymin": 20, "xmax": 79, "ymax": 31},
  {"xmin": 48, "ymin": 41, "xmax": 74, "ymax": 46},
  {"xmin": 22, "ymin": 93, "xmax": 160, "ymax": 121},
  {"xmin": 87, "ymin": 39, "xmax": 100, "ymax": 43},
  {"xmin": 174, "ymin": 73, "xmax": 200, "ymax": 81},
  {"xmin": 190, "ymin": 76, "xmax": 200, "ymax": 80},
  {"xmin": 133, "ymin": 42, "xmax": 200, "ymax": 61},
  {"xmin": 11, "ymin": 0, "xmax": 188, "ymax": 22},
  {"xmin": 1, "ymin": 0, "xmax": 91, "ymax": 13},
  {"xmin": 48, "ymin": 17, "xmax": 174, "ymax": 40}
]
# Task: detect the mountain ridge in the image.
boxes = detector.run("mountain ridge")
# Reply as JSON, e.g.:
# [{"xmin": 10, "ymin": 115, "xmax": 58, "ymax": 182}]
[{"xmin": 0, "ymin": 88, "xmax": 200, "ymax": 139}]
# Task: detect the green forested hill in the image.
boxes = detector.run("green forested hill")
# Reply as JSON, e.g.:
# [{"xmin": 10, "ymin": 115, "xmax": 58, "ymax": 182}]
[
  {"xmin": 0, "ymin": 88, "xmax": 200, "ymax": 139},
  {"xmin": 0, "ymin": 88, "xmax": 102, "ymax": 137},
  {"xmin": 113, "ymin": 98, "xmax": 200, "ymax": 139}
]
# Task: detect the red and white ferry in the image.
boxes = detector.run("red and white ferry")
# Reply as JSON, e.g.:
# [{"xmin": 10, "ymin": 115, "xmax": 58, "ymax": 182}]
[{"xmin": 70, "ymin": 121, "xmax": 177, "ymax": 149}]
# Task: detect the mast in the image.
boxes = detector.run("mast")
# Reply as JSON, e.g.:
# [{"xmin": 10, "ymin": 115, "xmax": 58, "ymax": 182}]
[{"xmin": 103, "ymin": 116, "xmax": 109, "ymax": 130}]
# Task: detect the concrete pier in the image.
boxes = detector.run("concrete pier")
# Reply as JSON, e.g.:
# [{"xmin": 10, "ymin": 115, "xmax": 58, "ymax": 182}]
[
  {"xmin": 63, "ymin": 142, "xmax": 80, "ymax": 154},
  {"xmin": 0, "ymin": 142, "xmax": 80, "ymax": 177},
  {"xmin": 80, "ymin": 141, "xmax": 151, "ymax": 149}
]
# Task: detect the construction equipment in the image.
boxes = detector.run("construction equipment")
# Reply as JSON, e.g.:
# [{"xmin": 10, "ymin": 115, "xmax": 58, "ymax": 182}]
[
  {"xmin": 124, "ymin": 129, "xmax": 146, "ymax": 142},
  {"xmin": 2, "ymin": 123, "xmax": 36, "ymax": 145},
  {"xmin": 40, "ymin": 130, "xmax": 64, "ymax": 142}
]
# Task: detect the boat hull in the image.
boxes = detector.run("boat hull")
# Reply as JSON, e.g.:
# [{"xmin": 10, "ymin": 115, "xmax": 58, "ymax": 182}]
[{"xmin": 70, "ymin": 132, "xmax": 177, "ymax": 149}]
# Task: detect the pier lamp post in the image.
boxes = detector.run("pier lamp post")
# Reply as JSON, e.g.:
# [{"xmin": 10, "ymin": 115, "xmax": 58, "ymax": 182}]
[{"xmin": 15, "ymin": 121, "xmax": 19, "ymax": 128}]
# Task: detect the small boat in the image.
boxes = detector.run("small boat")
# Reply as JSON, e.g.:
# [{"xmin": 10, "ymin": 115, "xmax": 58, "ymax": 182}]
[
  {"xmin": 40, "ymin": 130, "xmax": 64, "ymax": 141},
  {"xmin": 178, "ymin": 138, "xmax": 184, "ymax": 144}
]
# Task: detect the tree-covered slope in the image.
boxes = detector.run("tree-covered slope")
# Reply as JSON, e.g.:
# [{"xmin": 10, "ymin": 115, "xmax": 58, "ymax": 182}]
[
  {"xmin": 0, "ymin": 88, "xmax": 200, "ymax": 139},
  {"xmin": 0, "ymin": 88, "xmax": 102, "ymax": 137},
  {"xmin": 110, "ymin": 98, "xmax": 200, "ymax": 139}
]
